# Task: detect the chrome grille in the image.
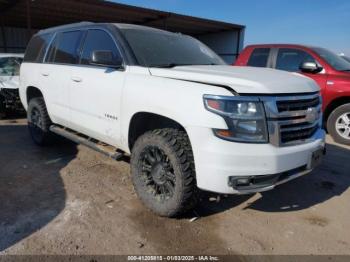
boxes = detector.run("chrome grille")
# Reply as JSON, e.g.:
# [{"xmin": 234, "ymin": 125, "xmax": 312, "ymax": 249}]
[
  {"xmin": 276, "ymin": 96, "xmax": 320, "ymax": 112},
  {"xmin": 262, "ymin": 92, "xmax": 322, "ymax": 146}
]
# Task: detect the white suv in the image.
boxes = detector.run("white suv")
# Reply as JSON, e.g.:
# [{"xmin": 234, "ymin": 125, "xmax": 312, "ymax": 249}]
[{"xmin": 20, "ymin": 22, "xmax": 326, "ymax": 217}]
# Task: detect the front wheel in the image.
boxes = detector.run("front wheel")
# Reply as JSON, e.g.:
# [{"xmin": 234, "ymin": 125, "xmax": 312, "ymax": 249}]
[
  {"xmin": 130, "ymin": 128, "xmax": 197, "ymax": 217},
  {"xmin": 327, "ymin": 103, "xmax": 350, "ymax": 145}
]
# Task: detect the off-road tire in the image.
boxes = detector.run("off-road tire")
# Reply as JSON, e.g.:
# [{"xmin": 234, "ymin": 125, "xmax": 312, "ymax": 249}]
[
  {"xmin": 327, "ymin": 103, "xmax": 350, "ymax": 145},
  {"xmin": 131, "ymin": 128, "xmax": 197, "ymax": 217},
  {"xmin": 27, "ymin": 97, "xmax": 53, "ymax": 146}
]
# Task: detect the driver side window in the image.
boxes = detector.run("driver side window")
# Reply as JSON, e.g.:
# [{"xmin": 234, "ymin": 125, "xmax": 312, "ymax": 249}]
[
  {"xmin": 80, "ymin": 29, "xmax": 122, "ymax": 65},
  {"xmin": 276, "ymin": 48, "xmax": 316, "ymax": 72}
]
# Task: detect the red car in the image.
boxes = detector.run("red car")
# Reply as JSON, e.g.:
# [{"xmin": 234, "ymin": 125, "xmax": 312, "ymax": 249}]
[{"xmin": 235, "ymin": 44, "xmax": 350, "ymax": 145}]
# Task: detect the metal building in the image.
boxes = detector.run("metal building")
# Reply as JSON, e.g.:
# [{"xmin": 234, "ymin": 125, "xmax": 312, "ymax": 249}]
[{"xmin": 0, "ymin": 0, "xmax": 245, "ymax": 63}]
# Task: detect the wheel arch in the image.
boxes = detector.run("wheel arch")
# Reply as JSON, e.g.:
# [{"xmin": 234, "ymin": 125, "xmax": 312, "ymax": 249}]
[
  {"xmin": 26, "ymin": 86, "xmax": 44, "ymax": 104},
  {"xmin": 324, "ymin": 96, "xmax": 350, "ymax": 125},
  {"xmin": 128, "ymin": 111, "xmax": 188, "ymax": 151}
]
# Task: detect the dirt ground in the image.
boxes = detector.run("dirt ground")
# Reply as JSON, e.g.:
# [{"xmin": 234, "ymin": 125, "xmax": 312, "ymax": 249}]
[{"xmin": 0, "ymin": 117, "xmax": 350, "ymax": 255}]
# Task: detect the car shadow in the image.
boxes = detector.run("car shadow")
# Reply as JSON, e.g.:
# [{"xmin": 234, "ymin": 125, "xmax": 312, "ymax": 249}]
[
  {"xmin": 244, "ymin": 142, "xmax": 350, "ymax": 212},
  {"xmin": 0, "ymin": 123, "xmax": 77, "ymax": 251}
]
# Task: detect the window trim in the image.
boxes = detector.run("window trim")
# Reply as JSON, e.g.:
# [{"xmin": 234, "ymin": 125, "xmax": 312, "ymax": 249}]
[
  {"xmin": 42, "ymin": 27, "xmax": 125, "ymax": 71},
  {"xmin": 42, "ymin": 32, "xmax": 57, "ymax": 63}
]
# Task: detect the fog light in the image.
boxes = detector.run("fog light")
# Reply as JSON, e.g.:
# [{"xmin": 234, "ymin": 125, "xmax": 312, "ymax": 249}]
[
  {"xmin": 236, "ymin": 178, "xmax": 251, "ymax": 185},
  {"xmin": 228, "ymin": 176, "xmax": 251, "ymax": 187}
]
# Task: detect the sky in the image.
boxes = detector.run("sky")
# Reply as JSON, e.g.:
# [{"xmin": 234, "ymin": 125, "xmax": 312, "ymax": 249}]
[{"xmin": 111, "ymin": 0, "xmax": 350, "ymax": 56}]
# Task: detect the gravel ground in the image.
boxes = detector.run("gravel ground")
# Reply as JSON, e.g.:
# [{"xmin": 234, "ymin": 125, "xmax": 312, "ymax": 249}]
[{"xmin": 0, "ymin": 117, "xmax": 349, "ymax": 255}]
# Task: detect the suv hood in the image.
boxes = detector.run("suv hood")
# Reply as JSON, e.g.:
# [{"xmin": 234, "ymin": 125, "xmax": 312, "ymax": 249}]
[{"xmin": 149, "ymin": 65, "xmax": 319, "ymax": 94}]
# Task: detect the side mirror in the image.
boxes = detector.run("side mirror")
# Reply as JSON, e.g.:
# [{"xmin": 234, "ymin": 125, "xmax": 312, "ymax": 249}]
[
  {"xmin": 90, "ymin": 50, "xmax": 123, "ymax": 68},
  {"xmin": 300, "ymin": 62, "xmax": 323, "ymax": 74}
]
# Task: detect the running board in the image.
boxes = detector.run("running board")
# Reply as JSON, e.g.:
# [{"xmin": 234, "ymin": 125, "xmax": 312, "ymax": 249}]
[{"xmin": 49, "ymin": 125, "xmax": 124, "ymax": 160}]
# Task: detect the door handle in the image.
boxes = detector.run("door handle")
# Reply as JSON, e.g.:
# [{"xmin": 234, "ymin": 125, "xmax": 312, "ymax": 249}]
[
  {"xmin": 71, "ymin": 76, "xmax": 82, "ymax": 83},
  {"xmin": 41, "ymin": 72, "xmax": 49, "ymax": 77}
]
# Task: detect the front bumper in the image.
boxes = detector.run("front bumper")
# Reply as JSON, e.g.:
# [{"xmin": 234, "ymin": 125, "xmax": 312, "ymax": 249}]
[{"xmin": 186, "ymin": 127, "xmax": 326, "ymax": 194}]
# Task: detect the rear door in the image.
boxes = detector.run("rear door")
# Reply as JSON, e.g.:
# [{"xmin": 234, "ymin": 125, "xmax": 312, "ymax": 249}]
[
  {"xmin": 68, "ymin": 28, "xmax": 126, "ymax": 146},
  {"xmin": 42, "ymin": 30, "xmax": 84, "ymax": 126},
  {"xmin": 273, "ymin": 48, "xmax": 328, "ymax": 92}
]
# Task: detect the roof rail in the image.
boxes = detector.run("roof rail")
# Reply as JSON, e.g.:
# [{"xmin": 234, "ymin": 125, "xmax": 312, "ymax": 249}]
[{"xmin": 38, "ymin": 21, "xmax": 94, "ymax": 34}]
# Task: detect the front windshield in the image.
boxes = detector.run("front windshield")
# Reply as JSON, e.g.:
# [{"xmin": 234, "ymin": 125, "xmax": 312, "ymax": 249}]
[
  {"xmin": 120, "ymin": 28, "xmax": 225, "ymax": 67},
  {"xmin": 0, "ymin": 57, "xmax": 23, "ymax": 76},
  {"xmin": 312, "ymin": 47, "xmax": 350, "ymax": 71}
]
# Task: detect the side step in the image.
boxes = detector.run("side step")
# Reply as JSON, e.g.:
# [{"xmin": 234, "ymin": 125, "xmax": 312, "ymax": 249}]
[{"xmin": 49, "ymin": 125, "xmax": 124, "ymax": 160}]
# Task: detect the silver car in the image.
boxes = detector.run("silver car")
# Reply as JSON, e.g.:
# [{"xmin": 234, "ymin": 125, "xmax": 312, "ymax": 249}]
[{"xmin": 0, "ymin": 53, "xmax": 24, "ymax": 118}]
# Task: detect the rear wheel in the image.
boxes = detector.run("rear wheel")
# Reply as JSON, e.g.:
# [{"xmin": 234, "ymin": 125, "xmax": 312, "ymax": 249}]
[
  {"xmin": 131, "ymin": 128, "xmax": 197, "ymax": 217},
  {"xmin": 27, "ymin": 97, "xmax": 53, "ymax": 146},
  {"xmin": 327, "ymin": 103, "xmax": 350, "ymax": 145}
]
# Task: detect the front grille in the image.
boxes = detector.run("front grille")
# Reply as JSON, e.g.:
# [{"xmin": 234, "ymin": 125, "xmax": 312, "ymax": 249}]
[
  {"xmin": 280, "ymin": 124, "xmax": 319, "ymax": 143},
  {"xmin": 276, "ymin": 97, "xmax": 320, "ymax": 112},
  {"xmin": 262, "ymin": 92, "xmax": 322, "ymax": 146}
]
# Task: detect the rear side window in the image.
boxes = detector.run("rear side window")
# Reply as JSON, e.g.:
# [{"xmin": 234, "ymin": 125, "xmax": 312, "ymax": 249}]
[
  {"xmin": 24, "ymin": 33, "xmax": 52, "ymax": 63},
  {"xmin": 46, "ymin": 31, "xmax": 83, "ymax": 64},
  {"xmin": 80, "ymin": 29, "xmax": 121, "ymax": 65},
  {"xmin": 247, "ymin": 48, "xmax": 270, "ymax": 67},
  {"xmin": 276, "ymin": 48, "xmax": 316, "ymax": 72}
]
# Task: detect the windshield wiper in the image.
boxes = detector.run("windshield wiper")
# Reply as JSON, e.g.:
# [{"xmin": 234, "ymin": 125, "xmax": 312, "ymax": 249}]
[
  {"xmin": 341, "ymin": 69, "xmax": 350, "ymax": 72},
  {"xmin": 149, "ymin": 63, "xmax": 193, "ymax": 68},
  {"xmin": 149, "ymin": 63, "xmax": 219, "ymax": 68}
]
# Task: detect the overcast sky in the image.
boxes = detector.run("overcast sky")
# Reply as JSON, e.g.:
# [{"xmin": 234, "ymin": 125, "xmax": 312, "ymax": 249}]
[{"xmin": 111, "ymin": 0, "xmax": 350, "ymax": 56}]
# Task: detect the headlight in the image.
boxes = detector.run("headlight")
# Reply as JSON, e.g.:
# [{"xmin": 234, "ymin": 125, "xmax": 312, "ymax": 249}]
[{"xmin": 203, "ymin": 95, "xmax": 268, "ymax": 143}]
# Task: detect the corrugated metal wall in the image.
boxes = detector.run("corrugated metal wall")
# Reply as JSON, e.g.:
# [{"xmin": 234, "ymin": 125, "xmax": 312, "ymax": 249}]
[
  {"xmin": 0, "ymin": 26, "xmax": 31, "ymax": 53},
  {"xmin": 197, "ymin": 29, "xmax": 244, "ymax": 64}
]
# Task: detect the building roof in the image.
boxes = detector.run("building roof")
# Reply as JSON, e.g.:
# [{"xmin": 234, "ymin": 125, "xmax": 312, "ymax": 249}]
[{"xmin": 0, "ymin": 0, "xmax": 244, "ymax": 36}]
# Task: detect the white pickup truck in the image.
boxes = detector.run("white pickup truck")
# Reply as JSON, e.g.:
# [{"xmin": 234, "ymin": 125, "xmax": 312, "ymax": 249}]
[{"xmin": 20, "ymin": 22, "xmax": 325, "ymax": 217}]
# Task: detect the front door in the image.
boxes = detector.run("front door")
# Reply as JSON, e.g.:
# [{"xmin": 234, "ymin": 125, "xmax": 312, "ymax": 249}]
[
  {"xmin": 69, "ymin": 29, "xmax": 126, "ymax": 147},
  {"xmin": 274, "ymin": 48, "xmax": 328, "ymax": 93}
]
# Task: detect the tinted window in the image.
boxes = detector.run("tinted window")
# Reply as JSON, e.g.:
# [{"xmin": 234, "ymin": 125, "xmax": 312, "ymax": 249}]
[
  {"xmin": 46, "ymin": 31, "xmax": 83, "ymax": 64},
  {"xmin": 24, "ymin": 33, "xmax": 52, "ymax": 62},
  {"xmin": 341, "ymin": 56, "xmax": 350, "ymax": 63},
  {"xmin": 247, "ymin": 48, "xmax": 270, "ymax": 67},
  {"xmin": 120, "ymin": 28, "xmax": 224, "ymax": 67},
  {"xmin": 80, "ymin": 29, "xmax": 121, "ymax": 65},
  {"xmin": 312, "ymin": 47, "xmax": 350, "ymax": 71},
  {"xmin": 342, "ymin": 56, "xmax": 350, "ymax": 63},
  {"xmin": 276, "ymin": 48, "xmax": 316, "ymax": 72},
  {"xmin": 0, "ymin": 57, "xmax": 23, "ymax": 76}
]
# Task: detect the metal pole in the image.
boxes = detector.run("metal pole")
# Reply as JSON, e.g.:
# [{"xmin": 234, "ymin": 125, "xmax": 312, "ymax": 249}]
[
  {"xmin": 26, "ymin": 0, "xmax": 32, "ymax": 42},
  {"xmin": 0, "ymin": 18, "xmax": 7, "ymax": 52}
]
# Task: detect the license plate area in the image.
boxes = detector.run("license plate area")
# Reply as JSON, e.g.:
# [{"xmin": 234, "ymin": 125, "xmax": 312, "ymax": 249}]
[{"xmin": 308, "ymin": 148, "xmax": 324, "ymax": 169}]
